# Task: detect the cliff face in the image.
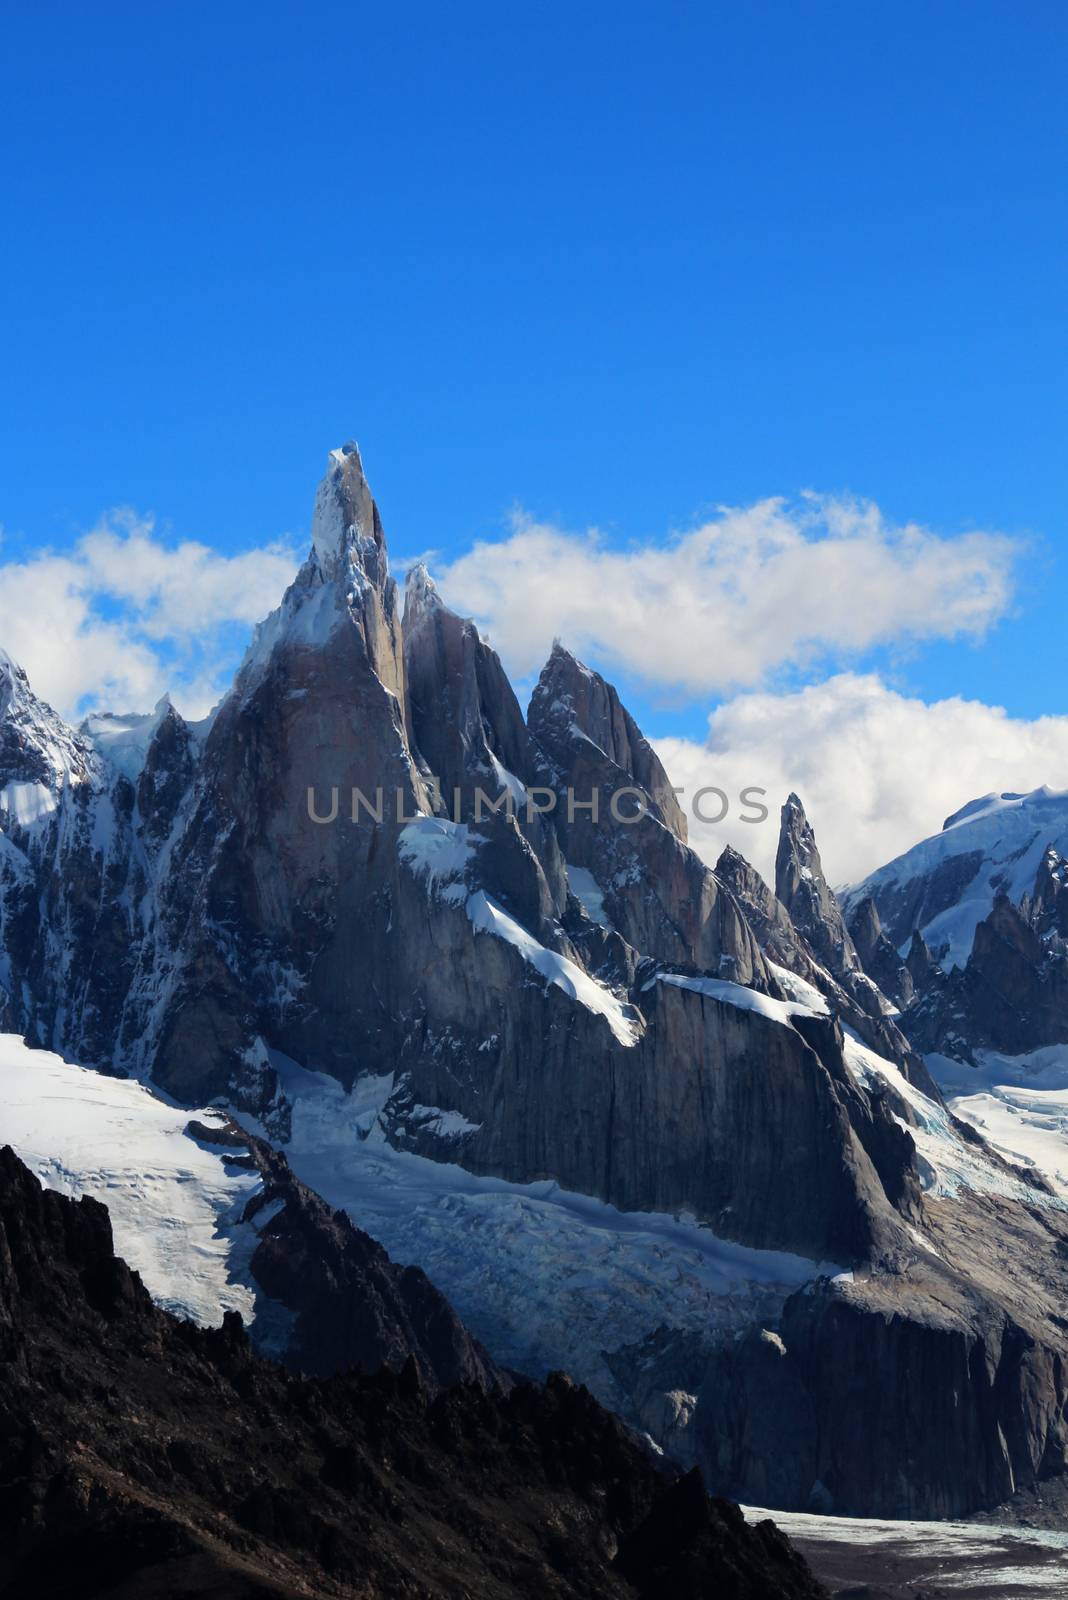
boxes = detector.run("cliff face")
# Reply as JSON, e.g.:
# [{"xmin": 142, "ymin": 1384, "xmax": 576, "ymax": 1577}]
[
  {"xmin": 696, "ymin": 1182, "xmax": 1068, "ymax": 1518},
  {"xmin": 0, "ymin": 1145, "xmax": 828, "ymax": 1600}
]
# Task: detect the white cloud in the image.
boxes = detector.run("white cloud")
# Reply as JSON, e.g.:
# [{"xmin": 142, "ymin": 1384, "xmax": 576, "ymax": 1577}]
[
  {"xmin": 0, "ymin": 512, "xmax": 299, "ymax": 719},
  {"xmin": 435, "ymin": 495, "xmax": 1018, "ymax": 693},
  {"xmin": 655, "ymin": 674, "xmax": 1068, "ymax": 888}
]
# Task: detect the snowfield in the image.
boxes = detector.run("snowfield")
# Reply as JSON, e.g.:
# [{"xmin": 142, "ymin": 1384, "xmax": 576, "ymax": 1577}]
[
  {"xmin": 0, "ymin": 1035, "xmax": 264, "ymax": 1326},
  {"xmin": 931, "ymin": 1046, "xmax": 1068, "ymax": 1200}
]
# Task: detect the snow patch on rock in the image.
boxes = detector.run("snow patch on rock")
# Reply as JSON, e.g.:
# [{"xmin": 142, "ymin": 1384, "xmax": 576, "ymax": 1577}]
[{"xmin": 467, "ymin": 889, "xmax": 639, "ymax": 1046}]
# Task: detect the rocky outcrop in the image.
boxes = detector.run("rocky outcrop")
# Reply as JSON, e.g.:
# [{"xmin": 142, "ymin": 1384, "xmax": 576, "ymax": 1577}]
[
  {"xmin": 904, "ymin": 885, "xmax": 1068, "ymax": 1060},
  {"xmin": 695, "ymin": 1186, "xmax": 1068, "ymax": 1518},
  {"xmin": 135, "ymin": 699, "xmax": 197, "ymax": 853},
  {"xmin": 775, "ymin": 795, "xmax": 901, "ymax": 1048},
  {"xmin": 847, "ymin": 894, "xmax": 914, "ymax": 1009},
  {"xmin": 776, "ymin": 793, "xmax": 858, "ymax": 979},
  {"xmin": 1023, "ymin": 844, "xmax": 1068, "ymax": 938},
  {"xmin": 402, "ymin": 562, "xmax": 568, "ymax": 932},
  {"xmin": 0, "ymin": 1145, "xmax": 827, "ymax": 1600},
  {"xmin": 0, "ymin": 658, "xmax": 148, "ymax": 1066},
  {"xmin": 191, "ymin": 1118, "xmax": 503, "ymax": 1390}
]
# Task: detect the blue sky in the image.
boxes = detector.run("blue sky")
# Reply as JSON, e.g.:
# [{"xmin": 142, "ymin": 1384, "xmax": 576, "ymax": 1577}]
[{"xmin": 2, "ymin": 2, "xmax": 1067, "ymax": 878}]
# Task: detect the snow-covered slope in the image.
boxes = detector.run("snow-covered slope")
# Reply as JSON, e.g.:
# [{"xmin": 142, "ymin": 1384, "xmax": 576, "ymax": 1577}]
[
  {"xmin": 845, "ymin": 786, "xmax": 1068, "ymax": 969},
  {"xmin": 931, "ymin": 1045, "xmax": 1068, "ymax": 1199},
  {"xmin": 0, "ymin": 1034, "xmax": 264, "ymax": 1325}
]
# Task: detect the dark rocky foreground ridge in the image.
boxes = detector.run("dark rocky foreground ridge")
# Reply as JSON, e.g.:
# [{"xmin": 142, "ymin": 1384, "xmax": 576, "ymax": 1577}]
[
  {"xmin": 6, "ymin": 445, "xmax": 1068, "ymax": 1520},
  {"xmin": 188, "ymin": 1117, "xmax": 503, "ymax": 1391},
  {"xmin": 0, "ymin": 1145, "xmax": 827, "ymax": 1600}
]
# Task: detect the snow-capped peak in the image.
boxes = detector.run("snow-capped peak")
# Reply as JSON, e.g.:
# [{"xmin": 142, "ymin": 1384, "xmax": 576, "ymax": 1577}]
[
  {"xmin": 941, "ymin": 785, "xmax": 1063, "ymax": 833},
  {"xmin": 232, "ymin": 443, "xmax": 404, "ymax": 694},
  {"xmin": 0, "ymin": 648, "xmax": 30, "ymax": 712},
  {"xmin": 0, "ymin": 652, "xmax": 95, "ymax": 793},
  {"xmin": 846, "ymin": 784, "xmax": 1068, "ymax": 969},
  {"xmin": 81, "ymin": 695, "xmax": 176, "ymax": 782},
  {"xmin": 310, "ymin": 439, "xmax": 386, "ymax": 584},
  {"xmin": 0, "ymin": 652, "xmax": 18, "ymax": 719},
  {"xmin": 402, "ymin": 561, "xmax": 445, "ymax": 632}
]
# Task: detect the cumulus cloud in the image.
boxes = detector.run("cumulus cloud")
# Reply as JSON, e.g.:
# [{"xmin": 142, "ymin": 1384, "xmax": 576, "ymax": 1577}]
[
  {"xmin": 0, "ymin": 512, "xmax": 299, "ymax": 718},
  {"xmin": 435, "ymin": 495, "xmax": 1019, "ymax": 692},
  {"xmin": 655, "ymin": 674, "xmax": 1068, "ymax": 888}
]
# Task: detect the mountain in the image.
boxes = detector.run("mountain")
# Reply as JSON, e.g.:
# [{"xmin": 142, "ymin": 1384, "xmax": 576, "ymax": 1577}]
[
  {"xmin": 717, "ymin": 800, "xmax": 938, "ymax": 1100},
  {"xmin": 0, "ymin": 1144, "xmax": 829, "ymax": 1600},
  {"xmin": 846, "ymin": 788, "xmax": 1068, "ymax": 1062},
  {"xmin": 4, "ymin": 446, "xmax": 1068, "ymax": 1522},
  {"xmin": 845, "ymin": 787, "xmax": 1068, "ymax": 972}
]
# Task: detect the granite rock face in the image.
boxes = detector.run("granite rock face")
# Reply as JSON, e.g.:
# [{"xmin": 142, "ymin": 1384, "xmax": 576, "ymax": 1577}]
[
  {"xmin": 696, "ymin": 1185, "xmax": 1068, "ymax": 1518},
  {"xmin": 847, "ymin": 893, "xmax": 914, "ymax": 1009}
]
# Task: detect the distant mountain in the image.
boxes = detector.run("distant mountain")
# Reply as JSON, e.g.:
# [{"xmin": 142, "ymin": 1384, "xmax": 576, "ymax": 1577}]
[
  {"xmin": 846, "ymin": 788, "xmax": 1068, "ymax": 1061},
  {"xmin": 845, "ymin": 786, "xmax": 1068, "ymax": 971},
  {"xmin": 4, "ymin": 446, "xmax": 1068, "ymax": 1524}
]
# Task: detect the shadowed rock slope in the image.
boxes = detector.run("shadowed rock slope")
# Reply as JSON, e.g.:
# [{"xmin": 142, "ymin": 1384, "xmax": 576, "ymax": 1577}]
[
  {"xmin": 0, "ymin": 1146, "xmax": 826, "ymax": 1600},
  {"xmin": 192, "ymin": 1119, "xmax": 502, "ymax": 1391}
]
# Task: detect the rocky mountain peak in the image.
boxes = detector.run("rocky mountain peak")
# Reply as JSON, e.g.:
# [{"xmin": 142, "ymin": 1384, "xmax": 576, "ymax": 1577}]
[
  {"xmin": 0, "ymin": 644, "xmax": 21, "ymax": 689},
  {"xmin": 1025, "ymin": 842, "xmax": 1068, "ymax": 925},
  {"xmin": 530, "ymin": 642, "xmax": 687, "ymax": 842},
  {"xmin": 772, "ymin": 796, "xmax": 934, "ymax": 1079},
  {"xmin": 848, "ymin": 892, "xmax": 881, "ymax": 949},
  {"xmin": 778, "ymin": 792, "xmax": 819, "ymax": 865},
  {"xmin": 403, "ymin": 559, "xmax": 447, "ymax": 632},
  {"xmin": 0, "ymin": 649, "xmax": 24, "ymax": 731},
  {"xmin": 232, "ymin": 441, "xmax": 411, "ymax": 718},
  {"xmin": 905, "ymin": 927, "xmax": 938, "ymax": 986},
  {"xmin": 309, "ymin": 438, "xmax": 388, "ymax": 588},
  {"xmin": 775, "ymin": 794, "xmax": 855, "ymax": 972},
  {"xmin": 846, "ymin": 894, "xmax": 914, "ymax": 1009},
  {"xmin": 0, "ymin": 652, "xmax": 95, "ymax": 793}
]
